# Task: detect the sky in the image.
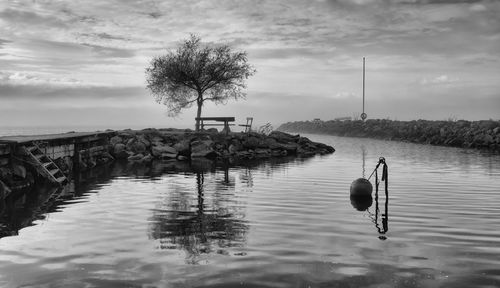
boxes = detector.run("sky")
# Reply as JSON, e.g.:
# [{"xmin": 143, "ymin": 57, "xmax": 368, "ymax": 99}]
[{"xmin": 0, "ymin": 0, "xmax": 499, "ymax": 130}]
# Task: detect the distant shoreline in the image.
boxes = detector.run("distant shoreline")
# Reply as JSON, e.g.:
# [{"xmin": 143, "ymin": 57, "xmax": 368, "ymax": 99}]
[{"xmin": 278, "ymin": 119, "xmax": 500, "ymax": 151}]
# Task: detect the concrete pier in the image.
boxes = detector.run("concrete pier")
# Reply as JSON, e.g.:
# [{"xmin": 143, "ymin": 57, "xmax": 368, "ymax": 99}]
[{"xmin": 0, "ymin": 131, "xmax": 116, "ymax": 198}]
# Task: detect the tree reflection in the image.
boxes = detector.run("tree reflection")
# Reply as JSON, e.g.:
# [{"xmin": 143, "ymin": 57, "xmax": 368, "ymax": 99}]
[
  {"xmin": 148, "ymin": 165, "xmax": 249, "ymax": 264},
  {"xmin": 147, "ymin": 156, "xmax": 316, "ymax": 263}
]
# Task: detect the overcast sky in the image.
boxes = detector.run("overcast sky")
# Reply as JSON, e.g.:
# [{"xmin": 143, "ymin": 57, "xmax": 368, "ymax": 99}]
[{"xmin": 0, "ymin": 0, "xmax": 499, "ymax": 130}]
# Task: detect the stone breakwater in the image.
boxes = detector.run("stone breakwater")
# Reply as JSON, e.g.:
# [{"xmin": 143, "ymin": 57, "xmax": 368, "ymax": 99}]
[
  {"xmin": 278, "ymin": 119, "xmax": 500, "ymax": 151},
  {"xmin": 109, "ymin": 129, "xmax": 335, "ymax": 163},
  {"xmin": 0, "ymin": 129, "xmax": 334, "ymax": 195}
]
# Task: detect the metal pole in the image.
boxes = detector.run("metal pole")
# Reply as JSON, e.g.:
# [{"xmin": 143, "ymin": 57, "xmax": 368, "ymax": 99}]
[
  {"xmin": 362, "ymin": 57, "xmax": 365, "ymax": 114},
  {"xmin": 360, "ymin": 57, "xmax": 367, "ymax": 121}
]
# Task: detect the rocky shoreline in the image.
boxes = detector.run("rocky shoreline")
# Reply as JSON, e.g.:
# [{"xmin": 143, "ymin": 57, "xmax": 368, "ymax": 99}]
[
  {"xmin": 278, "ymin": 119, "xmax": 500, "ymax": 151},
  {"xmin": 108, "ymin": 128, "xmax": 335, "ymax": 163},
  {"xmin": 0, "ymin": 129, "xmax": 335, "ymax": 195}
]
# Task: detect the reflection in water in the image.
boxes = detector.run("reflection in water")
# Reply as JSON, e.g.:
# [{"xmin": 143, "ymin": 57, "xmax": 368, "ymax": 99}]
[
  {"xmin": 0, "ymin": 156, "xmax": 310, "ymax": 242},
  {"xmin": 0, "ymin": 163, "xmax": 115, "ymax": 238},
  {"xmin": 148, "ymin": 168, "xmax": 249, "ymax": 263},
  {"xmin": 351, "ymin": 155, "xmax": 389, "ymax": 240},
  {"xmin": 361, "ymin": 144, "xmax": 366, "ymax": 178},
  {"xmin": 370, "ymin": 158, "xmax": 389, "ymax": 240}
]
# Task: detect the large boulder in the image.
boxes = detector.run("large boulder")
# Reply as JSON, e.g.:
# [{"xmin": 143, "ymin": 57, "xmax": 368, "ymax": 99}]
[
  {"xmin": 109, "ymin": 136, "xmax": 123, "ymax": 146},
  {"xmin": 269, "ymin": 131, "xmax": 299, "ymax": 143},
  {"xmin": 160, "ymin": 153, "xmax": 177, "ymax": 160},
  {"xmin": 126, "ymin": 138, "xmax": 147, "ymax": 154},
  {"xmin": 113, "ymin": 143, "xmax": 131, "ymax": 159},
  {"xmin": 152, "ymin": 144, "xmax": 177, "ymax": 158},
  {"xmin": 128, "ymin": 153, "xmax": 144, "ymax": 161},
  {"xmin": 191, "ymin": 140, "xmax": 216, "ymax": 158},
  {"xmin": 173, "ymin": 140, "xmax": 191, "ymax": 156},
  {"xmin": 136, "ymin": 135, "xmax": 151, "ymax": 148},
  {"xmin": 242, "ymin": 136, "xmax": 260, "ymax": 149}
]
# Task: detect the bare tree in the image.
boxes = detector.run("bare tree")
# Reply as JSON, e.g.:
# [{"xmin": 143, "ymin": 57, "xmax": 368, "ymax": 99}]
[{"xmin": 145, "ymin": 34, "xmax": 255, "ymax": 131}]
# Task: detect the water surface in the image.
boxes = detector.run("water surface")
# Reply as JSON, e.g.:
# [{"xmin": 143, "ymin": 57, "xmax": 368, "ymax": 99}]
[{"xmin": 0, "ymin": 135, "xmax": 499, "ymax": 287}]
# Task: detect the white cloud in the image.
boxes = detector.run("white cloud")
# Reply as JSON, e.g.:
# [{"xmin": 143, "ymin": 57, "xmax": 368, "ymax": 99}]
[
  {"xmin": 0, "ymin": 71, "xmax": 84, "ymax": 86},
  {"xmin": 419, "ymin": 75, "xmax": 460, "ymax": 85}
]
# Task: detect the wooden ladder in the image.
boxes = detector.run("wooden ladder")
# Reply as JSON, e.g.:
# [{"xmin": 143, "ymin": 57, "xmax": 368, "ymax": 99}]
[{"xmin": 23, "ymin": 142, "xmax": 67, "ymax": 185}]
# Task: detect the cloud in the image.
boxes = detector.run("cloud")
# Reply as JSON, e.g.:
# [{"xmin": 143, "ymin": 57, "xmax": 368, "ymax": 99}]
[
  {"xmin": 0, "ymin": 71, "xmax": 83, "ymax": 86},
  {"xmin": 81, "ymin": 43, "xmax": 136, "ymax": 58},
  {"xmin": 419, "ymin": 75, "xmax": 460, "ymax": 85},
  {"xmin": 0, "ymin": 8, "xmax": 67, "ymax": 30},
  {"xmin": 0, "ymin": 0, "xmax": 499, "ymax": 126}
]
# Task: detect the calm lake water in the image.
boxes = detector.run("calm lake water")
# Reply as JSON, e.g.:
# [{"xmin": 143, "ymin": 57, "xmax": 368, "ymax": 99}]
[{"xmin": 1, "ymin": 134, "xmax": 499, "ymax": 288}]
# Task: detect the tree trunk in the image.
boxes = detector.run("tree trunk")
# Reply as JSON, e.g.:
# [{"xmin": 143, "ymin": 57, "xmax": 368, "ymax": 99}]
[{"xmin": 195, "ymin": 92, "xmax": 203, "ymax": 131}]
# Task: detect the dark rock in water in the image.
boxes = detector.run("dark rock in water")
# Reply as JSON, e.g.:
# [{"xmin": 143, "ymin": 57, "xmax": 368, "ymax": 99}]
[
  {"xmin": 191, "ymin": 140, "xmax": 215, "ymax": 158},
  {"xmin": 151, "ymin": 143, "xmax": 177, "ymax": 157},
  {"xmin": 128, "ymin": 153, "xmax": 144, "ymax": 161},
  {"xmin": 160, "ymin": 152, "xmax": 177, "ymax": 160},
  {"xmin": 350, "ymin": 178, "xmax": 373, "ymax": 197},
  {"xmin": 173, "ymin": 140, "xmax": 190, "ymax": 156}
]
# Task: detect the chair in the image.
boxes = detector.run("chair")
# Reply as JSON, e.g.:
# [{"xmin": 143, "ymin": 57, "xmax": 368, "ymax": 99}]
[{"xmin": 239, "ymin": 117, "xmax": 253, "ymax": 133}]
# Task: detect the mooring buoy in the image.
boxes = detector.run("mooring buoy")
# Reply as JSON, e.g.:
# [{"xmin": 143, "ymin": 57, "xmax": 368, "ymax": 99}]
[
  {"xmin": 350, "ymin": 194, "xmax": 373, "ymax": 211},
  {"xmin": 350, "ymin": 178, "xmax": 373, "ymax": 197}
]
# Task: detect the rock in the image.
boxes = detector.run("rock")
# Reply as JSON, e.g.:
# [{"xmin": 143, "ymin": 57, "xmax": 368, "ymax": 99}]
[
  {"xmin": 235, "ymin": 150, "xmax": 254, "ymax": 159},
  {"xmin": 242, "ymin": 136, "xmax": 260, "ymax": 149},
  {"xmin": 114, "ymin": 149, "xmax": 132, "ymax": 160},
  {"xmin": 191, "ymin": 140, "xmax": 216, "ymax": 158},
  {"xmin": 254, "ymin": 148, "xmax": 271, "ymax": 158},
  {"xmin": 151, "ymin": 136, "xmax": 164, "ymax": 145},
  {"xmin": 160, "ymin": 153, "xmax": 177, "ymax": 160},
  {"xmin": 269, "ymin": 131, "xmax": 299, "ymax": 143},
  {"xmin": 152, "ymin": 144, "xmax": 177, "ymax": 158},
  {"xmin": 177, "ymin": 155, "xmax": 189, "ymax": 161},
  {"xmin": 141, "ymin": 154, "xmax": 153, "ymax": 162},
  {"xmin": 277, "ymin": 142, "xmax": 298, "ymax": 153},
  {"xmin": 110, "ymin": 136, "xmax": 123, "ymax": 145},
  {"xmin": 263, "ymin": 137, "xmax": 280, "ymax": 149},
  {"xmin": 173, "ymin": 140, "xmax": 190, "ymax": 156},
  {"xmin": 113, "ymin": 143, "xmax": 126, "ymax": 156},
  {"xmin": 127, "ymin": 139, "xmax": 147, "ymax": 154},
  {"xmin": 128, "ymin": 153, "xmax": 144, "ymax": 161},
  {"xmin": 228, "ymin": 144, "xmax": 241, "ymax": 154},
  {"xmin": 136, "ymin": 135, "xmax": 151, "ymax": 148}
]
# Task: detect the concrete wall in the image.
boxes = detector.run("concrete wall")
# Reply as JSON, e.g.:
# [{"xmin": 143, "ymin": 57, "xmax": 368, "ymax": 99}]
[{"xmin": 41, "ymin": 144, "xmax": 75, "ymax": 160}]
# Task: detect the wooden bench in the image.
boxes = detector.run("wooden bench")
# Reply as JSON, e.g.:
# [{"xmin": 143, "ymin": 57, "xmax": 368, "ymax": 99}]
[{"xmin": 196, "ymin": 117, "xmax": 235, "ymax": 134}]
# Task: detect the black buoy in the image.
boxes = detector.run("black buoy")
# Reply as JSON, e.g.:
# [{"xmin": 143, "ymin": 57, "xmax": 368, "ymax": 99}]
[
  {"xmin": 350, "ymin": 178, "xmax": 373, "ymax": 197},
  {"xmin": 350, "ymin": 195, "xmax": 373, "ymax": 211}
]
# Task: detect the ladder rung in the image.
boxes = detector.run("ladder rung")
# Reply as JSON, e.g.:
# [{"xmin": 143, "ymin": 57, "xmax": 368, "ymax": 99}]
[
  {"xmin": 35, "ymin": 153, "xmax": 48, "ymax": 160},
  {"xmin": 49, "ymin": 169, "xmax": 60, "ymax": 175},
  {"xmin": 43, "ymin": 162, "xmax": 54, "ymax": 168},
  {"xmin": 26, "ymin": 146, "xmax": 38, "ymax": 152},
  {"xmin": 55, "ymin": 176, "xmax": 67, "ymax": 183}
]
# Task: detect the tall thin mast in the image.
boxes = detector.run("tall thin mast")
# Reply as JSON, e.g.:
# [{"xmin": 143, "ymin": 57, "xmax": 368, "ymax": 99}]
[
  {"xmin": 362, "ymin": 57, "xmax": 365, "ymax": 115},
  {"xmin": 361, "ymin": 57, "xmax": 367, "ymax": 121}
]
